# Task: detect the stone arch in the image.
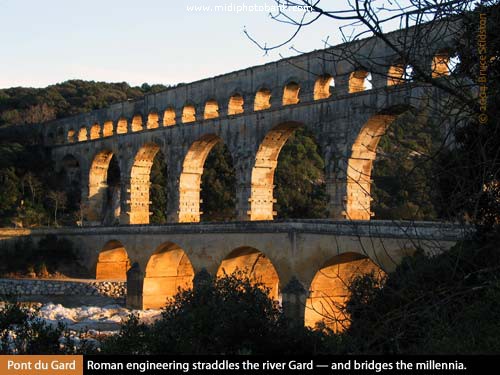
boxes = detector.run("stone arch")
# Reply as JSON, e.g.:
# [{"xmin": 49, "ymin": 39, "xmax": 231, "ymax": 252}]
[
  {"xmin": 282, "ymin": 81, "xmax": 300, "ymax": 105},
  {"xmin": 217, "ymin": 246, "xmax": 280, "ymax": 300},
  {"xmin": 62, "ymin": 154, "xmax": 80, "ymax": 169},
  {"xmin": 87, "ymin": 149, "xmax": 121, "ymax": 224},
  {"xmin": 61, "ymin": 155, "xmax": 81, "ymax": 211},
  {"xmin": 432, "ymin": 49, "xmax": 452, "ymax": 78},
  {"xmin": 129, "ymin": 143, "xmax": 161, "ymax": 224},
  {"xmin": 305, "ymin": 252, "xmax": 385, "ymax": 332},
  {"xmin": 349, "ymin": 70, "xmax": 372, "ymax": 93},
  {"xmin": 96, "ymin": 240, "xmax": 131, "ymax": 280},
  {"xmin": 103, "ymin": 121, "xmax": 113, "ymax": 137},
  {"xmin": 116, "ymin": 117, "xmax": 128, "ymax": 134},
  {"xmin": 182, "ymin": 104, "xmax": 196, "ymax": 123},
  {"xmin": 147, "ymin": 111, "xmax": 159, "ymax": 129},
  {"xmin": 314, "ymin": 74, "xmax": 334, "ymax": 100},
  {"xmin": 254, "ymin": 87, "xmax": 271, "ymax": 111},
  {"xmin": 143, "ymin": 242, "xmax": 195, "ymax": 309},
  {"xmin": 47, "ymin": 132, "xmax": 55, "ymax": 145},
  {"xmin": 78, "ymin": 127, "xmax": 88, "ymax": 142},
  {"xmin": 90, "ymin": 123, "xmax": 101, "ymax": 140},
  {"xmin": 249, "ymin": 122, "xmax": 302, "ymax": 221},
  {"xmin": 228, "ymin": 93, "xmax": 244, "ymax": 115},
  {"xmin": 56, "ymin": 127, "xmax": 64, "ymax": 144},
  {"xmin": 178, "ymin": 134, "xmax": 223, "ymax": 222},
  {"xmin": 131, "ymin": 114, "xmax": 144, "ymax": 132},
  {"xmin": 387, "ymin": 64, "xmax": 414, "ymax": 86},
  {"xmin": 163, "ymin": 107, "xmax": 176, "ymax": 126},
  {"xmin": 67, "ymin": 129, "xmax": 76, "ymax": 143},
  {"xmin": 346, "ymin": 114, "xmax": 397, "ymax": 220},
  {"xmin": 204, "ymin": 99, "xmax": 219, "ymax": 119}
]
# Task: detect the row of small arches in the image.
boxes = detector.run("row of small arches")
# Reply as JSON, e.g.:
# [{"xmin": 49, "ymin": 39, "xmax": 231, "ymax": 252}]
[
  {"xmin": 60, "ymin": 52, "xmax": 456, "ymax": 144},
  {"xmin": 65, "ymin": 77, "xmax": 333, "ymax": 144}
]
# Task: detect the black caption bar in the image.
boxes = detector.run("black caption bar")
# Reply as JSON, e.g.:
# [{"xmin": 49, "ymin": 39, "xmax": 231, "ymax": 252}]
[{"xmin": 84, "ymin": 355, "xmax": 496, "ymax": 374}]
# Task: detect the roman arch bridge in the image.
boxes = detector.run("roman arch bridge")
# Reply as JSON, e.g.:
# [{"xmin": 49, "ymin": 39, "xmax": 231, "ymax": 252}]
[
  {"xmin": 44, "ymin": 20, "xmax": 460, "ymax": 225},
  {"xmin": 4, "ymin": 21, "xmax": 466, "ymax": 328},
  {"xmin": 0, "ymin": 220, "xmax": 465, "ymax": 329}
]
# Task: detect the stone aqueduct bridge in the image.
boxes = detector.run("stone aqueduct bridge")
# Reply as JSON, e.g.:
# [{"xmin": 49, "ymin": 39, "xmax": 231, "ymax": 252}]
[
  {"xmin": 1, "ymin": 220, "xmax": 465, "ymax": 327},
  {"xmin": 43, "ymin": 21, "xmax": 459, "ymax": 225},
  {"xmin": 4, "ymin": 22, "xmax": 464, "ymax": 327}
]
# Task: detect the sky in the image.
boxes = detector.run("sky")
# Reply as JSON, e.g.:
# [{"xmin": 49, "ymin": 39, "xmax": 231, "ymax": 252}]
[{"xmin": 0, "ymin": 0, "xmax": 402, "ymax": 89}]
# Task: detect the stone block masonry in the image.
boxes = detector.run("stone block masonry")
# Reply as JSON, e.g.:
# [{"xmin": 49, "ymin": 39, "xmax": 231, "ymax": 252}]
[{"xmin": 0, "ymin": 279, "xmax": 126, "ymax": 299}]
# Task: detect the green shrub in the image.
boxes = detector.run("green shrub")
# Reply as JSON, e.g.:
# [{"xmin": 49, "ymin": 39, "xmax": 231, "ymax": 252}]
[
  {"xmin": 102, "ymin": 271, "xmax": 336, "ymax": 355},
  {"xmin": 342, "ymin": 235, "xmax": 500, "ymax": 354}
]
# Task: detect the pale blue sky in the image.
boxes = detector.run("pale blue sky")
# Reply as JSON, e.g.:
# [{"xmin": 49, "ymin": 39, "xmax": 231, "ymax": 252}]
[{"xmin": 0, "ymin": 0, "xmax": 397, "ymax": 88}]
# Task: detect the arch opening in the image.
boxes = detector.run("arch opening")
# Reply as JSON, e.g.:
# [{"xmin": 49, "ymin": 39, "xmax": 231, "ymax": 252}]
[
  {"xmin": 305, "ymin": 253, "xmax": 385, "ymax": 332},
  {"xmin": 274, "ymin": 127, "xmax": 328, "ymax": 219},
  {"xmin": 182, "ymin": 105, "xmax": 196, "ymax": 123},
  {"xmin": 432, "ymin": 51, "xmax": 459, "ymax": 77},
  {"xmin": 129, "ymin": 143, "xmax": 161, "ymax": 224},
  {"xmin": 349, "ymin": 70, "xmax": 372, "ymax": 93},
  {"xmin": 90, "ymin": 123, "xmax": 101, "ymax": 140},
  {"xmin": 59, "ymin": 155, "xmax": 81, "ymax": 222},
  {"xmin": 163, "ymin": 108, "xmax": 176, "ymax": 126},
  {"xmin": 147, "ymin": 111, "xmax": 159, "ymax": 129},
  {"xmin": 217, "ymin": 246, "xmax": 280, "ymax": 300},
  {"xmin": 346, "ymin": 114, "xmax": 396, "ymax": 220},
  {"xmin": 204, "ymin": 99, "xmax": 219, "ymax": 119},
  {"xmin": 282, "ymin": 82, "xmax": 300, "ymax": 105},
  {"xmin": 432, "ymin": 51, "xmax": 450, "ymax": 77},
  {"xmin": 132, "ymin": 115, "xmax": 143, "ymax": 132},
  {"xmin": 388, "ymin": 64, "xmax": 414, "ymax": 86},
  {"xmin": 103, "ymin": 121, "xmax": 113, "ymax": 137},
  {"xmin": 87, "ymin": 150, "xmax": 121, "ymax": 224},
  {"xmin": 249, "ymin": 123, "xmax": 301, "ymax": 220},
  {"xmin": 179, "ymin": 134, "xmax": 222, "ymax": 222},
  {"xmin": 200, "ymin": 142, "xmax": 236, "ymax": 221},
  {"xmin": 150, "ymin": 148, "xmax": 169, "ymax": 224},
  {"xmin": 228, "ymin": 94, "xmax": 244, "ymax": 115},
  {"xmin": 116, "ymin": 117, "xmax": 128, "ymax": 134},
  {"xmin": 96, "ymin": 240, "xmax": 130, "ymax": 280},
  {"xmin": 78, "ymin": 127, "xmax": 88, "ymax": 142},
  {"xmin": 254, "ymin": 88, "xmax": 271, "ymax": 111},
  {"xmin": 54, "ymin": 154, "xmax": 82, "ymax": 226},
  {"xmin": 56, "ymin": 127, "xmax": 64, "ymax": 144},
  {"xmin": 314, "ymin": 75, "xmax": 334, "ymax": 100},
  {"xmin": 143, "ymin": 243, "xmax": 195, "ymax": 309},
  {"xmin": 67, "ymin": 129, "xmax": 76, "ymax": 143}
]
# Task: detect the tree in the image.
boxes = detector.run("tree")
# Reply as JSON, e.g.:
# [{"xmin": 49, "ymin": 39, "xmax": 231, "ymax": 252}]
[
  {"xmin": 0, "ymin": 168, "xmax": 19, "ymax": 222},
  {"xmin": 201, "ymin": 143, "xmax": 236, "ymax": 221},
  {"xmin": 103, "ymin": 271, "xmax": 333, "ymax": 355},
  {"xmin": 47, "ymin": 191, "xmax": 67, "ymax": 226},
  {"xmin": 21, "ymin": 172, "xmax": 42, "ymax": 205},
  {"xmin": 275, "ymin": 128, "xmax": 328, "ymax": 218},
  {"xmin": 150, "ymin": 151, "xmax": 168, "ymax": 224},
  {"xmin": 0, "ymin": 80, "xmax": 169, "ymax": 127}
]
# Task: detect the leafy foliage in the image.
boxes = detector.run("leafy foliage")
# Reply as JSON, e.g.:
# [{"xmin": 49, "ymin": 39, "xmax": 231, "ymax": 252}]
[
  {"xmin": 0, "ymin": 235, "xmax": 78, "ymax": 277},
  {"xmin": 201, "ymin": 143, "xmax": 237, "ymax": 221},
  {"xmin": 150, "ymin": 151, "xmax": 168, "ymax": 224},
  {"xmin": 434, "ymin": 2, "xmax": 500, "ymax": 231},
  {"xmin": 275, "ymin": 128, "xmax": 329, "ymax": 219},
  {"xmin": 102, "ymin": 271, "xmax": 335, "ymax": 355},
  {"xmin": 372, "ymin": 111, "xmax": 442, "ymax": 220},
  {"xmin": 0, "ymin": 80, "xmax": 169, "ymax": 127},
  {"xmin": 342, "ymin": 236, "xmax": 500, "ymax": 354}
]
